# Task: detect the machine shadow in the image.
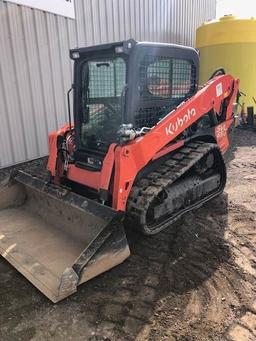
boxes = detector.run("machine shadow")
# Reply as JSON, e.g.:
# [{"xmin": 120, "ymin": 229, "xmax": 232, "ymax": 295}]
[{"xmin": 129, "ymin": 194, "xmax": 228, "ymax": 286}]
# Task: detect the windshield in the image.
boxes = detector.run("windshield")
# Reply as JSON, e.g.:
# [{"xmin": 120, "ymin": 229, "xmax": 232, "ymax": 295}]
[{"xmin": 79, "ymin": 57, "xmax": 126, "ymax": 151}]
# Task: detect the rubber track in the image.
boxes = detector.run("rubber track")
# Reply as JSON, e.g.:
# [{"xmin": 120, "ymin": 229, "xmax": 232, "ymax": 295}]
[{"xmin": 127, "ymin": 141, "xmax": 225, "ymax": 234}]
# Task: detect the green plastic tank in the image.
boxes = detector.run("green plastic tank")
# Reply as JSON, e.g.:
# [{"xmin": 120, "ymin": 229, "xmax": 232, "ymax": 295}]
[{"xmin": 196, "ymin": 15, "xmax": 256, "ymax": 109}]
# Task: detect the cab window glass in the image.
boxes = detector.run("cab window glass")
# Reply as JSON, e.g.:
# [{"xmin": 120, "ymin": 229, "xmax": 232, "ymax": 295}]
[{"xmin": 140, "ymin": 55, "xmax": 195, "ymax": 100}]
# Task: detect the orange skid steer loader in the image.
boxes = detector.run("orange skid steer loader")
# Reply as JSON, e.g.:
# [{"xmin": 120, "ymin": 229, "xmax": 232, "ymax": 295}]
[{"xmin": 0, "ymin": 40, "xmax": 239, "ymax": 302}]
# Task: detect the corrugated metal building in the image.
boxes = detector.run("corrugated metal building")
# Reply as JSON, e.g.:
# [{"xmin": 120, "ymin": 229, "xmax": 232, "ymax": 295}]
[{"xmin": 0, "ymin": 0, "xmax": 216, "ymax": 168}]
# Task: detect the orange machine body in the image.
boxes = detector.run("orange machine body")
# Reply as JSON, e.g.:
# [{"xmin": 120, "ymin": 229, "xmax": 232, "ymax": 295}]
[{"xmin": 47, "ymin": 74, "xmax": 239, "ymax": 211}]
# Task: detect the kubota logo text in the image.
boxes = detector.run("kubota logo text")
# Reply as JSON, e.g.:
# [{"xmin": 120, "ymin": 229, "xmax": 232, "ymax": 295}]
[{"xmin": 165, "ymin": 108, "xmax": 197, "ymax": 136}]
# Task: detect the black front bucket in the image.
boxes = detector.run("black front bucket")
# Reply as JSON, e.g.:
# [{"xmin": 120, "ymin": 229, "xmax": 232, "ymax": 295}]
[{"xmin": 0, "ymin": 171, "xmax": 130, "ymax": 303}]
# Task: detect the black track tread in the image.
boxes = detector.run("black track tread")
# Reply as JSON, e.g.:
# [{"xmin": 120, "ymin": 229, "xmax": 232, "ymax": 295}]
[{"xmin": 127, "ymin": 142, "xmax": 225, "ymax": 235}]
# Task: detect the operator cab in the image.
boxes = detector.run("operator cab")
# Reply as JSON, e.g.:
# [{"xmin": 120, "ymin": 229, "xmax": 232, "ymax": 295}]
[{"xmin": 70, "ymin": 39, "xmax": 199, "ymax": 170}]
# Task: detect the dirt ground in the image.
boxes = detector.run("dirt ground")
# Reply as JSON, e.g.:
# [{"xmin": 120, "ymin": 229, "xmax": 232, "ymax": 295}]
[{"xmin": 0, "ymin": 129, "xmax": 255, "ymax": 341}]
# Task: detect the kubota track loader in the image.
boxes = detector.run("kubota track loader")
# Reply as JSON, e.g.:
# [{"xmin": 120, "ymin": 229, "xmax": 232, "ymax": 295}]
[{"xmin": 0, "ymin": 40, "xmax": 239, "ymax": 302}]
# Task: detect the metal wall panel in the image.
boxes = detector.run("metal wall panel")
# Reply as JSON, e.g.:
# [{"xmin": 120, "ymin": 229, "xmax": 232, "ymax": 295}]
[{"xmin": 0, "ymin": 0, "xmax": 216, "ymax": 168}]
